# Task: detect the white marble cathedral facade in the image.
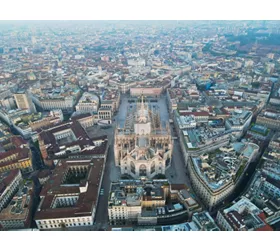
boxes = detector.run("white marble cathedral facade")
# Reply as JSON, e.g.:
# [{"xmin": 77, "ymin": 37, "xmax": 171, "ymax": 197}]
[{"xmin": 114, "ymin": 96, "xmax": 173, "ymax": 179}]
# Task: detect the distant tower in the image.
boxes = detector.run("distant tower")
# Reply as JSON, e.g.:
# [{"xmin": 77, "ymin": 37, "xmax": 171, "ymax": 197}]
[
  {"xmin": 251, "ymin": 39, "xmax": 258, "ymax": 53},
  {"xmin": 31, "ymin": 36, "xmax": 37, "ymax": 45},
  {"xmin": 138, "ymin": 93, "xmax": 147, "ymax": 123}
]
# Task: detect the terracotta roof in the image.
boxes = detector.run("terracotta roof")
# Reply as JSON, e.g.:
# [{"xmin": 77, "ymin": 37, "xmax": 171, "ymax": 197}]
[
  {"xmin": 38, "ymin": 118, "xmax": 100, "ymax": 159},
  {"xmin": 35, "ymin": 158, "xmax": 105, "ymax": 220},
  {"xmin": 170, "ymin": 184, "xmax": 188, "ymax": 190},
  {"xmin": 0, "ymin": 148, "xmax": 30, "ymax": 169},
  {"xmin": 256, "ymin": 213, "xmax": 273, "ymax": 231}
]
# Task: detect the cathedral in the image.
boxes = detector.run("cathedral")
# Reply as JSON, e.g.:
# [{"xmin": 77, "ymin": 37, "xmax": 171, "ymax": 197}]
[{"xmin": 114, "ymin": 96, "xmax": 173, "ymax": 179}]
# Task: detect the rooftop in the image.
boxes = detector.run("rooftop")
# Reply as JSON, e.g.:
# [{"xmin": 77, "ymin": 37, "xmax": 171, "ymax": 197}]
[
  {"xmin": 226, "ymin": 109, "xmax": 252, "ymax": 127},
  {"xmin": 191, "ymin": 142, "xmax": 259, "ymax": 190},
  {"xmin": 35, "ymin": 158, "xmax": 105, "ymax": 220},
  {"xmin": 222, "ymin": 197, "xmax": 270, "ymax": 231},
  {"xmin": 0, "ymin": 180, "xmax": 33, "ymax": 221},
  {"xmin": 109, "ymin": 180, "xmax": 168, "ymax": 207},
  {"xmin": 38, "ymin": 116, "xmax": 108, "ymax": 160},
  {"xmin": 192, "ymin": 212, "xmax": 220, "ymax": 231}
]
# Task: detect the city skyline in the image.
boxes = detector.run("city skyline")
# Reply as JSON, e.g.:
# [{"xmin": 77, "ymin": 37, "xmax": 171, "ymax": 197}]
[{"xmin": 0, "ymin": 17, "xmax": 279, "ymax": 238}]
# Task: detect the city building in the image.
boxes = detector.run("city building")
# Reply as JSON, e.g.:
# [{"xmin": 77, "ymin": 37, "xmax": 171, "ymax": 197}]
[
  {"xmin": 175, "ymin": 120, "xmax": 231, "ymax": 165},
  {"xmin": 0, "ymin": 136, "xmax": 33, "ymax": 174},
  {"xmin": 175, "ymin": 115, "xmax": 196, "ymax": 130},
  {"xmin": 14, "ymin": 91, "xmax": 36, "ymax": 113},
  {"xmin": 217, "ymin": 197, "xmax": 273, "ymax": 231},
  {"xmin": 114, "ymin": 96, "xmax": 172, "ymax": 179},
  {"xmin": 166, "ymin": 88, "xmax": 201, "ymax": 114},
  {"xmin": 98, "ymin": 107, "xmax": 112, "ymax": 124},
  {"xmin": 188, "ymin": 142, "xmax": 259, "ymax": 210},
  {"xmin": 161, "ymin": 221, "xmax": 199, "ymax": 231},
  {"xmin": 247, "ymin": 124, "xmax": 270, "ymax": 140},
  {"xmin": 108, "ymin": 180, "xmax": 193, "ymax": 226},
  {"xmin": 38, "ymin": 117, "xmax": 108, "ymax": 167},
  {"xmin": 30, "ymin": 110, "xmax": 64, "ymax": 133},
  {"xmin": 2, "ymin": 20, "xmax": 280, "ymax": 232},
  {"xmin": 75, "ymin": 92, "xmax": 99, "ymax": 114},
  {"xmin": 100, "ymin": 89, "xmax": 120, "ymax": 114},
  {"xmin": 0, "ymin": 180, "xmax": 34, "ymax": 230},
  {"xmin": 31, "ymin": 86, "xmax": 81, "ymax": 113},
  {"xmin": 225, "ymin": 110, "xmax": 252, "ymax": 139},
  {"xmin": 0, "ymin": 170, "xmax": 22, "ymax": 212},
  {"xmin": 256, "ymin": 108, "xmax": 280, "ymax": 130},
  {"xmin": 130, "ymin": 87, "xmax": 163, "ymax": 97},
  {"xmin": 192, "ymin": 211, "xmax": 220, "ymax": 231},
  {"xmin": 108, "ymin": 181, "xmax": 142, "ymax": 226},
  {"xmin": 34, "ymin": 158, "xmax": 105, "ymax": 230}
]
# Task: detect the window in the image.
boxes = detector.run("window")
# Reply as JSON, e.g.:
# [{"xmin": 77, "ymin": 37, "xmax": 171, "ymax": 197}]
[
  {"xmin": 139, "ymin": 164, "xmax": 147, "ymax": 176},
  {"xmin": 130, "ymin": 162, "xmax": 136, "ymax": 174},
  {"xmin": 151, "ymin": 162, "xmax": 155, "ymax": 174}
]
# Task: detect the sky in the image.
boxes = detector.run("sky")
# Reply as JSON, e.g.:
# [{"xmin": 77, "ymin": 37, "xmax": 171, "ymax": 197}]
[{"xmin": 1, "ymin": 0, "xmax": 279, "ymax": 20}]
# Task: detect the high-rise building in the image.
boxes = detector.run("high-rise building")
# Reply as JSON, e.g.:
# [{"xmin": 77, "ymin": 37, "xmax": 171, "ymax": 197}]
[{"xmin": 14, "ymin": 92, "xmax": 36, "ymax": 113}]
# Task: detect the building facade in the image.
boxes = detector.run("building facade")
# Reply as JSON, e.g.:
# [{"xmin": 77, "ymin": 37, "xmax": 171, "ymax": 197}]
[
  {"xmin": 35, "ymin": 158, "xmax": 105, "ymax": 230},
  {"xmin": 75, "ymin": 92, "xmax": 99, "ymax": 114},
  {"xmin": 0, "ymin": 170, "xmax": 22, "ymax": 212},
  {"xmin": 14, "ymin": 92, "xmax": 36, "ymax": 113},
  {"xmin": 114, "ymin": 96, "xmax": 172, "ymax": 179}
]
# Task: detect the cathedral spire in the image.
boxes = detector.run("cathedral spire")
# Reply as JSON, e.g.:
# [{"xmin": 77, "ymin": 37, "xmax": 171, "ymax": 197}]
[
  {"xmin": 140, "ymin": 92, "xmax": 145, "ymax": 115},
  {"xmin": 138, "ymin": 90, "xmax": 147, "ymax": 123}
]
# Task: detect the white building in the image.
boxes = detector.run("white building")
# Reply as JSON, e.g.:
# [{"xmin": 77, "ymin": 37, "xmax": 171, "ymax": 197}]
[
  {"xmin": 216, "ymin": 197, "xmax": 267, "ymax": 231},
  {"xmin": 114, "ymin": 96, "xmax": 173, "ymax": 179},
  {"xmin": 0, "ymin": 170, "xmax": 22, "ymax": 212},
  {"xmin": 127, "ymin": 58, "xmax": 146, "ymax": 67},
  {"xmin": 75, "ymin": 92, "xmax": 99, "ymax": 114},
  {"xmin": 14, "ymin": 92, "xmax": 36, "ymax": 113},
  {"xmin": 176, "ymin": 115, "xmax": 196, "ymax": 129},
  {"xmin": 32, "ymin": 95, "xmax": 74, "ymax": 112},
  {"xmin": 225, "ymin": 110, "xmax": 252, "ymax": 139},
  {"xmin": 188, "ymin": 142, "xmax": 259, "ymax": 210}
]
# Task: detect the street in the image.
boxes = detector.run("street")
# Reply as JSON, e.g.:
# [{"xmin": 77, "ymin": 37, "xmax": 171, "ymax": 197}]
[
  {"xmin": 36, "ymin": 93, "xmax": 199, "ymax": 231},
  {"xmin": 92, "ymin": 93, "xmax": 203, "ymax": 229},
  {"xmin": 88, "ymin": 114, "xmax": 121, "ymax": 230}
]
